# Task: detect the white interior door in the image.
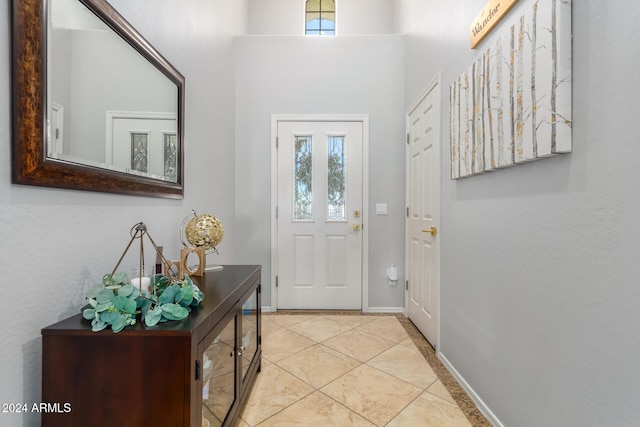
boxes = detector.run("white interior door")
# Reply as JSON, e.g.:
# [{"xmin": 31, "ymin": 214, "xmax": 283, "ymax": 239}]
[
  {"xmin": 406, "ymin": 78, "xmax": 441, "ymax": 348},
  {"xmin": 277, "ymin": 121, "xmax": 363, "ymax": 310}
]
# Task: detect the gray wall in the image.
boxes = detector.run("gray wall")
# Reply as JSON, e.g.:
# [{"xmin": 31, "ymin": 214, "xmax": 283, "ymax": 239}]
[
  {"xmin": 234, "ymin": 35, "xmax": 406, "ymax": 310},
  {"xmin": 0, "ymin": 1, "xmax": 246, "ymax": 425},
  {"xmin": 396, "ymin": 0, "xmax": 640, "ymax": 425}
]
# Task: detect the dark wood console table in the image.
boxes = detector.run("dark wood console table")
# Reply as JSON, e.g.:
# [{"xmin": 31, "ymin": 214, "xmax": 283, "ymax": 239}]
[{"xmin": 41, "ymin": 265, "xmax": 261, "ymax": 427}]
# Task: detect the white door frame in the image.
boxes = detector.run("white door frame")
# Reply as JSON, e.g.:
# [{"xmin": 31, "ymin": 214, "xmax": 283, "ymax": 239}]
[
  {"xmin": 271, "ymin": 114, "xmax": 370, "ymax": 312},
  {"xmin": 404, "ymin": 74, "xmax": 442, "ymax": 350}
]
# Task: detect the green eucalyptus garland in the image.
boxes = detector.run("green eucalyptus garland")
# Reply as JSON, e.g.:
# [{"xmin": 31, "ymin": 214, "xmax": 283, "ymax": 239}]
[{"xmin": 82, "ymin": 272, "xmax": 204, "ymax": 333}]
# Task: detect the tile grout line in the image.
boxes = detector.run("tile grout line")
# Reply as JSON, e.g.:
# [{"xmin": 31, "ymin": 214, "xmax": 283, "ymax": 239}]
[
  {"xmin": 253, "ymin": 317, "xmax": 375, "ymax": 426},
  {"xmin": 264, "ymin": 315, "xmax": 403, "ymax": 426},
  {"xmin": 315, "ymin": 388, "xmax": 380, "ymax": 427},
  {"xmin": 253, "ymin": 312, "xmax": 490, "ymax": 426},
  {"xmin": 296, "ymin": 316, "xmax": 426, "ymax": 418}
]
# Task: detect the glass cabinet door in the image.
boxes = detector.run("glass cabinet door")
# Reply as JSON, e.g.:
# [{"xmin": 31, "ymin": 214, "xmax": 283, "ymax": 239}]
[
  {"xmin": 202, "ymin": 318, "xmax": 236, "ymax": 427},
  {"xmin": 241, "ymin": 289, "xmax": 259, "ymax": 383}
]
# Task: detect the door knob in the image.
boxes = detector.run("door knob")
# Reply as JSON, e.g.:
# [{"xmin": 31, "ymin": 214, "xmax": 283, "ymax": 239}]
[
  {"xmin": 422, "ymin": 227, "xmax": 437, "ymax": 236},
  {"xmin": 352, "ymin": 224, "xmax": 361, "ymax": 231}
]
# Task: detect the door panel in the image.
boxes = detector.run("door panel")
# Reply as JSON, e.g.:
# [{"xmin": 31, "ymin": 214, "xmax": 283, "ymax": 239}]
[
  {"xmin": 326, "ymin": 235, "xmax": 347, "ymax": 287},
  {"xmin": 277, "ymin": 121, "xmax": 363, "ymax": 309},
  {"xmin": 294, "ymin": 234, "xmax": 314, "ymax": 287}
]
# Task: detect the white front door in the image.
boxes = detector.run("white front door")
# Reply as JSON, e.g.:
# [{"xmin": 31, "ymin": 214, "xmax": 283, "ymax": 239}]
[
  {"xmin": 406, "ymin": 78, "xmax": 441, "ymax": 348},
  {"xmin": 276, "ymin": 120, "xmax": 363, "ymax": 310}
]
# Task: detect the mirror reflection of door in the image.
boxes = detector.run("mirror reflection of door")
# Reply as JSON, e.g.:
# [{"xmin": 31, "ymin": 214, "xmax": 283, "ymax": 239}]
[
  {"xmin": 109, "ymin": 114, "xmax": 178, "ymax": 181},
  {"xmin": 49, "ymin": 102, "xmax": 65, "ymax": 157},
  {"xmin": 48, "ymin": 0, "xmax": 179, "ymax": 178}
]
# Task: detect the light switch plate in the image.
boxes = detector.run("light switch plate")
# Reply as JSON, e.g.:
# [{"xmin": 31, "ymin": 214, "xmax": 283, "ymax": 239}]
[{"xmin": 375, "ymin": 203, "xmax": 388, "ymax": 215}]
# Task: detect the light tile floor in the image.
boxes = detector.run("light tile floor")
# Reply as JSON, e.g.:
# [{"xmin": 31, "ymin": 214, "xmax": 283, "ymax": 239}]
[{"xmin": 234, "ymin": 313, "xmax": 490, "ymax": 427}]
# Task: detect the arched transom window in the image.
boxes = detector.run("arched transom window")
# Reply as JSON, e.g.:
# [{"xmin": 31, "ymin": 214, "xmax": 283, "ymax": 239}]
[{"xmin": 305, "ymin": 0, "xmax": 335, "ymax": 35}]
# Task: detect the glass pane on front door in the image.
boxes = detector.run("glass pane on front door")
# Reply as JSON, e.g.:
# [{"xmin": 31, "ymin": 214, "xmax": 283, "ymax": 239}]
[
  {"xmin": 327, "ymin": 135, "xmax": 345, "ymax": 221},
  {"xmin": 294, "ymin": 135, "xmax": 313, "ymax": 221}
]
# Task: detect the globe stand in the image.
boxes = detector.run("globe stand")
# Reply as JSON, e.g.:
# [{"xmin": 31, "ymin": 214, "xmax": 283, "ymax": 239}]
[{"xmin": 180, "ymin": 210, "xmax": 224, "ymax": 274}]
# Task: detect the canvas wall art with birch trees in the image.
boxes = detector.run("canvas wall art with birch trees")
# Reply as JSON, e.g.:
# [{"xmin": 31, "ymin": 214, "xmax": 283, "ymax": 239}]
[{"xmin": 450, "ymin": 0, "xmax": 572, "ymax": 179}]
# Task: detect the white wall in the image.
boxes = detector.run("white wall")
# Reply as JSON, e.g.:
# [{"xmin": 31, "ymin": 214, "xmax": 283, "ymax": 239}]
[
  {"xmin": 396, "ymin": 0, "xmax": 640, "ymax": 425},
  {"xmin": 248, "ymin": 0, "xmax": 303, "ymax": 34},
  {"xmin": 0, "ymin": 1, "xmax": 246, "ymax": 424},
  {"xmin": 234, "ymin": 35, "xmax": 406, "ymax": 310},
  {"xmin": 248, "ymin": 0, "xmax": 394, "ymax": 34}
]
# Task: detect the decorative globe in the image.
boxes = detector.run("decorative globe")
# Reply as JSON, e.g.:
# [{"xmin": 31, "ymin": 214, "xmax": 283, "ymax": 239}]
[{"xmin": 181, "ymin": 213, "xmax": 224, "ymax": 252}]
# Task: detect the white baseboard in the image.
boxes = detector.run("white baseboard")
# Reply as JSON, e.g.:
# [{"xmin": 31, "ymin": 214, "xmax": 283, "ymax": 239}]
[
  {"xmin": 438, "ymin": 352, "xmax": 503, "ymax": 427},
  {"xmin": 364, "ymin": 306, "xmax": 405, "ymax": 313},
  {"xmin": 263, "ymin": 306, "xmax": 404, "ymax": 314}
]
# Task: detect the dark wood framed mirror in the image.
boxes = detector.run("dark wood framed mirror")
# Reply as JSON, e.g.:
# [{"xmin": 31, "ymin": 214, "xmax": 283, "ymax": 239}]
[{"xmin": 12, "ymin": 0, "xmax": 185, "ymax": 198}]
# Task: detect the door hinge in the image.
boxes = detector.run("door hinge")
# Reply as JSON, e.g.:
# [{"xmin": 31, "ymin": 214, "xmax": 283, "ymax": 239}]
[
  {"xmin": 405, "ymin": 280, "xmax": 409, "ymax": 290},
  {"xmin": 195, "ymin": 359, "xmax": 201, "ymax": 381},
  {"xmin": 406, "ymin": 207, "xmax": 409, "ymax": 217},
  {"xmin": 275, "ymin": 276, "xmax": 278, "ymax": 287},
  {"xmin": 55, "ymin": 128, "xmax": 60, "ymax": 140},
  {"xmin": 406, "ymin": 133, "xmax": 410, "ymax": 144},
  {"xmin": 275, "ymin": 206, "xmax": 278, "ymax": 219},
  {"xmin": 276, "ymin": 136, "xmax": 279, "ymax": 149}
]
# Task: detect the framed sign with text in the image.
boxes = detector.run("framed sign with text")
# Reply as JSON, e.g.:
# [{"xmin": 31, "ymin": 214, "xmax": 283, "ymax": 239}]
[{"xmin": 470, "ymin": 0, "xmax": 519, "ymax": 49}]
